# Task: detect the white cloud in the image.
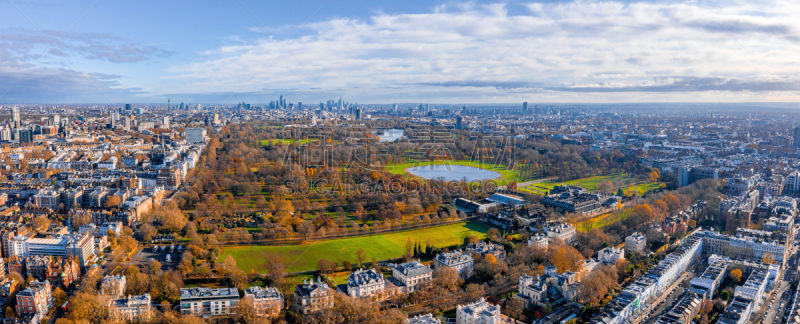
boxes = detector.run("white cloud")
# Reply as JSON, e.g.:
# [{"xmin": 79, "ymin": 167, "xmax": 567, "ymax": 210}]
[{"xmin": 165, "ymin": 0, "xmax": 800, "ymax": 103}]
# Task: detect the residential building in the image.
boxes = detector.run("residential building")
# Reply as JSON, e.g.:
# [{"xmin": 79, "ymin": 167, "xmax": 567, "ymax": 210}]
[
  {"xmin": 101, "ymin": 275, "xmax": 127, "ymax": 298},
  {"xmin": 186, "ymin": 128, "xmax": 206, "ymax": 144},
  {"xmin": 528, "ymin": 233, "xmax": 548, "ymax": 250},
  {"xmin": 33, "ymin": 189, "xmax": 61, "ymax": 210},
  {"xmin": 434, "ymin": 250, "xmax": 473, "ymax": 278},
  {"xmin": 734, "ymin": 269, "xmax": 769, "ymax": 306},
  {"xmin": 456, "ymin": 297, "xmax": 503, "ymax": 324},
  {"xmin": 598, "ymin": 247, "xmax": 624, "ymax": 265},
  {"xmin": 465, "ymin": 241, "xmax": 507, "ymax": 259},
  {"xmin": 293, "ymin": 278, "xmax": 333, "ymax": 314},
  {"xmin": 346, "ymin": 269, "xmax": 388, "ymax": 300},
  {"xmin": 390, "ymin": 260, "xmax": 433, "ymax": 293},
  {"xmin": 544, "ymin": 222, "xmax": 577, "ymax": 244},
  {"xmin": 110, "ymin": 294, "xmax": 152, "ymax": 321},
  {"xmin": 179, "ymin": 287, "xmax": 240, "ymax": 318},
  {"xmin": 16, "ymin": 280, "xmax": 53, "ymax": 317},
  {"xmin": 718, "ymin": 296, "xmax": 753, "ymax": 324},
  {"xmin": 689, "ymin": 260, "xmax": 728, "ymax": 299},
  {"xmin": 540, "ymin": 185, "xmax": 602, "ymax": 214},
  {"xmin": 243, "ymin": 286, "xmax": 283, "ymax": 318},
  {"xmin": 517, "ymin": 265, "xmax": 580, "ymax": 307},
  {"xmin": 406, "ymin": 314, "xmax": 441, "ymax": 324},
  {"xmin": 625, "ymin": 232, "xmax": 646, "ymax": 253},
  {"xmin": 678, "ymin": 166, "xmax": 719, "ymax": 187},
  {"xmin": 654, "ymin": 290, "xmax": 703, "ymax": 324}
]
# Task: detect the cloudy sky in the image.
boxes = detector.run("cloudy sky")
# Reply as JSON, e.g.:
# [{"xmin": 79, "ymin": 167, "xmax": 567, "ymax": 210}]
[{"xmin": 1, "ymin": 0, "xmax": 799, "ymax": 104}]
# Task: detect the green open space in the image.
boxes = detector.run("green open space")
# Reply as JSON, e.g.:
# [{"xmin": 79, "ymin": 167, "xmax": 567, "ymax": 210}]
[
  {"xmin": 523, "ymin": 173, "xmax": 663, "ymax": 197},
  {"xmin": 574, "ymin": 208, "xmax": 633, "ymax": 232},
  {"xmin": 259, "ymin": 138, "xmax": 319, "ymax": 146},
  {"xmin": 219, "ymin": 221, "xmax": 490, "ymax": 273}
]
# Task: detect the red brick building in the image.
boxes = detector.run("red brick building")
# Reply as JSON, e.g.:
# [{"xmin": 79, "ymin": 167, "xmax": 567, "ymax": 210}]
[{"xmin": 16, "ymin": 280, "xmax": 53, "ymax": 316}]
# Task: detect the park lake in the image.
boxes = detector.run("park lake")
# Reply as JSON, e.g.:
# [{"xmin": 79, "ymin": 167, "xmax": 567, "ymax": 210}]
[{"xmin": 407, "ymin": 164, "xmax": 500, "ymax": 181}]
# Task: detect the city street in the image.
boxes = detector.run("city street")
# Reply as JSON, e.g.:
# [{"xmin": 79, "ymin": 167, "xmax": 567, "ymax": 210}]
[
  {"xmin": 760, "ymin": 243, "xmax": 798, "ymax": 324},
  {"xmin": 641, "ymin": 272, "xmax": 697, "ymax": 324}
]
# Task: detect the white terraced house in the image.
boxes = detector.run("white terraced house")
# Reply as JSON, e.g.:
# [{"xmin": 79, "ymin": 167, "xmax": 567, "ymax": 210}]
[
  {"xmin": 243, "ymin": 286, "xmax": 283, "ymax": 318},
  {"xmin": 347, "ymin": 268, "xmax": 388, "ymax": 300},
  {"xmin": 391, "ymin": 260, "xmax": 433, "ymax": 293},
  {"xmin": 294, "ymin": 277, "xmax": 333, "ymax": 314},
  {"xmin": 434, "ymin": 249, "xmax": 474, "ymax": 277}
]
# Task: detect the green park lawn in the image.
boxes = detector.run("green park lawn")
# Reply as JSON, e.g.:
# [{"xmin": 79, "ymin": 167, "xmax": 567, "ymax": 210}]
[
  {"xmin": 574, "ymin": 208, "xmax": 633, "ymax": 232},
  {"xmin": 523, "ymin": 173, "xmax": 664, "ymax": 197},
  {"xmin": 383, "ymin": 159, "xmax": 521, "ymax": 181},
  {"xmin": 220, "ymin": 221, "xmax": 490, "ymax": 273},
  {"xmin": 259, "ymin": 138, "xmax": 318, "ymax": 145}
]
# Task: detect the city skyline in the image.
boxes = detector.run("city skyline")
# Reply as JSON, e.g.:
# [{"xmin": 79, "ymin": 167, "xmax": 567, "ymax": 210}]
[{"xmin": 1, "ymin": 0, "xmax": 799, "ymax": 104}]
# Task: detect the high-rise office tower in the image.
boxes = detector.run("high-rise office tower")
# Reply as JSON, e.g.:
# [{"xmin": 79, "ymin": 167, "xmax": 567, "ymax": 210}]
[
  {"xmin": 355, "ymin": 108, "xmax": 361, "ymax": 120},
  {"xmin": 794, "ymin": 126, "xmax": 800, "ymax": 147},
  {"xmin": 168, "ymin": 98, "xmax": 171, "ymax": 112},
  {"xmin": 53, "ymin": 114, "xmax": 60, "ymax": 126},
  {"xmin": 12, "ymin": 107, "xmax": 20, "ymax": 126},
  {"xmin": 279, "ymin": 95, "xmax": 284, "ymax": 108},
  {"xmin": 125, "ymin": 104, "xmax": 131, "ymax": 110},
  {"xmin": 162, "ymin": 116, "xmax": 170, "ymax": 128},
  {"xmin": 319, "ymin": 103, "xmax": 324, "ymax": 111},
  {"xmin": 298, "ymin": 102, "xmax": 302, "ymax": 110},
  {"xmin": 456, "ymin": 115, "xmax": 463, "ymax": 130},
  {"xmin": 523, "ymin": 102, "xmax": 528, "ymax": 114}
]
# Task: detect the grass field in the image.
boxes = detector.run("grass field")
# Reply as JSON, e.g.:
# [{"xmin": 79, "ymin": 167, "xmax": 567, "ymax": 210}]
[
  {"xmin": 384, "ymin": 160, "xmax": 521, "ymax": 181},
  {"xmin": 220, "ymin": 221, "xmax": 490, "ymax": 273},
  {"xmin": 259, "ymin": 138, "xmax": 318, "ymax": 145},
  {"xmin": 574, "ymin": 208, "xmax": 633, "ymax": 232},
  {"xmin": 523, "ymin": 173, "xmax": 664, "ymax": 197}
]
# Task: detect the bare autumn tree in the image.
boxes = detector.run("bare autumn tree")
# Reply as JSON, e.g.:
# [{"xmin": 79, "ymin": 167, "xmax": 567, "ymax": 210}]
[
  {"xmin": 433, "ymin": 267, "xmax": 462, "ymax": 292},
  {"xmin": 356, "ymin": 249, "xmax": 366, "ymax": 268},
  {"xmin": 31, "ymin": 216, "xmax": 51, "ymax": 234},
  {"xmin": 549, "ymin": 244, "xmax": 584, "ymax": 273}
]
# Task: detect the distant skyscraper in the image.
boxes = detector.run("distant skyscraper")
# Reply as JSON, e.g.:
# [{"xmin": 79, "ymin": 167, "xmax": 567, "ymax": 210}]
[
  {"xmin": 456, "ymin": 115, "xmax": 463, "ymax": 130},
  {"xmin": 53, "ymin": 114, "xmax": 60, "ymax": 126},
  {"xmin": 794, "ymin": 126, "xmax": 800, "ymax": 147},
  {"xmin": 12, "ymin": 107, "xmax": 20, "ymax": 126},
  {"xmin": 162, "ymin": 116, "xmax": 170, "ymax": 128},
  {"xmin": 18, "ymin": 128, "xmax": 32, "ymax": 143},
  {"xmin": 298, "ymin": 102, "xmax": 302, "ymax": 109},
  {"xmin": 180, "ymin": 102, "xmax": 184, "ymax": 110},
  {"xmin": 279, "ymin": 95, "xmax": 284, "ymax": 109},
  {"xmin": 125, "ymin": 104, "xmax": 131, "ymax": 110},
  {"xmin": 168, "ymin": 98, "xmax": 171, "ymax": 112},
  {"xmin": 338, "ymin": 96, "xmax": 342, "ymax": 111},
  {"xmin": 523, "ymin": 102, "xmax": 528, "ymax": 114},
  {"xmin": 319, "ymin": 102, "xmax": 324, "ymax": 111},
  {"xmin": 355, "ymin": 108, "xmax": 361, "ymax": 120}
]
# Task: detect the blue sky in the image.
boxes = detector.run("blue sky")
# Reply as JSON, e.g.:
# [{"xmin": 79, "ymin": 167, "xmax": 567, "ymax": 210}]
[{"xmin": 1, "ymin": 0, "xmax": 799, "ymax": 104}]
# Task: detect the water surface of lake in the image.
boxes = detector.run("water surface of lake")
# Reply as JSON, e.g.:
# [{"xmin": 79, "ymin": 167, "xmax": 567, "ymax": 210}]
[{"xmin": 407, "ymin": 164, "xmax": 500, "ymax": 181}]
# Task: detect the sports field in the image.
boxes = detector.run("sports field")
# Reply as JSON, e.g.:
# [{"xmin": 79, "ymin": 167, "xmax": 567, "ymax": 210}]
[
  {"xmin": 219, "ymin": 221, "xmax": 490, "ymax": 273},
  {"xmin": 522, "ymin": 173, "xmax": 664, "ymax": 197},
  {"xmin": 384, "ymin": 160, "xmax": 521, "ymax": 181}
]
